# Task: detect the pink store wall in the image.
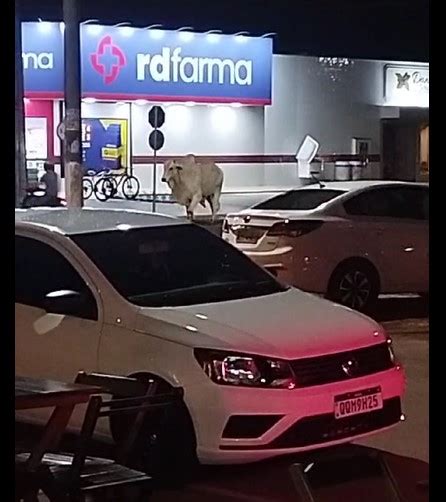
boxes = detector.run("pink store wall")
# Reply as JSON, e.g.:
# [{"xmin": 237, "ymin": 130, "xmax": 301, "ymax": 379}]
[{"xmin": 24, "ymin": 99, "xmax": 54, "ymax": 159}]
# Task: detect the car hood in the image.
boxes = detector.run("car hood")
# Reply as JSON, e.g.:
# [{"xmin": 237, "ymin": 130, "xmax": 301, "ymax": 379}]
[{"xmin": 135, "ymin": 288, "xmax": 386, "ymax": 359}]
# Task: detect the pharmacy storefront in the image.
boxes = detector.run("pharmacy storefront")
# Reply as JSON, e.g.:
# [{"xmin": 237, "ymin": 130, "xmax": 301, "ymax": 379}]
[{"xmin": 21, "ymin": 21, "xmax": 429, "ymax": 194}]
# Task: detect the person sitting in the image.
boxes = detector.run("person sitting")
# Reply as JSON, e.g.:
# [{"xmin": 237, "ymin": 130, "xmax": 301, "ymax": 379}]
[{"xmin": 39, "ymin": 162, "xmax": 59, "ymax": 206}]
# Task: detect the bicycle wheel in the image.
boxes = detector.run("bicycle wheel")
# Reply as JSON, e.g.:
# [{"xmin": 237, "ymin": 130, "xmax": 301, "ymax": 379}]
[
  {"xmin": 94, "ymin": 177, "xmax": 117, "ymax": 201},
  {"xmin": 82, "ymin": 178, "xmax": 94, "ymax": 200},
  {"xmin": 121, "ymin": 175, "xmax": 140, "ymax": 200}
]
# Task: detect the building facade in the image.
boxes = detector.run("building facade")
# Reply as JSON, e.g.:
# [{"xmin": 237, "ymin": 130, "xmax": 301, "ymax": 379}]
[{"xmin": 22, "ymin": 22, "xmax": 429, "ymax": 195}]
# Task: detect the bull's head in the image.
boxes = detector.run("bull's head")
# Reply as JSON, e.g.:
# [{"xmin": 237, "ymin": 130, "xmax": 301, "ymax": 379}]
[{"xmin": 161, "ymin": 159, "xmax": 183, "ymax": 185}]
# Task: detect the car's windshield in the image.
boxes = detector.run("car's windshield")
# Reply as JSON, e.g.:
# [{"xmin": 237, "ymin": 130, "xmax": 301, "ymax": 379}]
[
  {"xmin": 71, "ymin": 224, "xmax": 286, "ymax": 307},
  {"xmin": 253, "ymin": 189, "xmax": 345, "ymax": 211}
]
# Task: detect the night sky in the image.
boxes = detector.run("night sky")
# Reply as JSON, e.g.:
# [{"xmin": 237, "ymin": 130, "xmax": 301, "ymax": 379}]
[{"xmin": 18, "ymin": 0, "xmax": 429, "ymax": 62}]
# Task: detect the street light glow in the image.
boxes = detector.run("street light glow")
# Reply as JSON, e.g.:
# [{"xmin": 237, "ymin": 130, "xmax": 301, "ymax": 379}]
[
  {"xmin": 149, "ymin": 29, "xmax": 164, "ymax": 40},
  {"xmin": 38, "ymin": 21, "xmax": 53, "ymax": 34}
]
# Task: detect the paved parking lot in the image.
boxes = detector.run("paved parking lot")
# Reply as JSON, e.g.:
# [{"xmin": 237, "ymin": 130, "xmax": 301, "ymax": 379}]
[
  {"xmin": 358, "ymin": 317, "xmax": 429, "ymax": 463},
  {"xmin": 85, "ymin": 191, "xmax": 278, "ymax": 219}
]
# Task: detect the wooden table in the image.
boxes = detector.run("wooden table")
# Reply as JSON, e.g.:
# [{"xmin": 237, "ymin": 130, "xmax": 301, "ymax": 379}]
[{"xmin": 15, "ymin": 376, "xmax": 101, "ymax": 470}]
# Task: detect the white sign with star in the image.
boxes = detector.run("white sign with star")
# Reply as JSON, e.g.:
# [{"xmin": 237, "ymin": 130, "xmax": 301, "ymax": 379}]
[{"xmin": 384, "ymin": 64, "xmax": 429, "ymax": 108}]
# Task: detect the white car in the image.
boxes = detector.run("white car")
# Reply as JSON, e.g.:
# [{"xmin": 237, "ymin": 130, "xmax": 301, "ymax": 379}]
[
  {"xmin": 15, "ymin": 208, "xmax": 405, "ymax": 465},
  {"xmin": 223, "ymin": 181, "xmax": 429, "ymax": 311}
]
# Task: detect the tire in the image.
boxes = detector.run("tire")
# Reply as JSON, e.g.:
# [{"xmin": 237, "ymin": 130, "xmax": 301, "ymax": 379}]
[
  {"xmin": 122, "ymin": 175, "xmax": 140, "ymax": 200},
  {"xmin": 82, "ymin": 178, "xmax": 94, "ymax": 200},
  {"xmin": 109, "ymin": 376, "xmax": 197, "ymax": 485},
  {"xmin": 327, "ymin": 260, "xmax": 379, "ymax": 312},
  {"xmin": 94, "ymin": 177, "xmax": 117, "ymax": 201}
]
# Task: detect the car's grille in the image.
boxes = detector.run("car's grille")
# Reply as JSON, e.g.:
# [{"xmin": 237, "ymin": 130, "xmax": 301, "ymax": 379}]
[
  {"xmin": 222, "ymin": 415, "xmax": 284, "ymax": 439},
  {"xmin": 290, "ymin": 343, "xmax": 394, "ymax": 388},
  {"xmin": 220, "ymin": 398, "xmax": 402, "ymax": 450},
  {"xmin": 271, "ymin": 397, "xmax": 401, "ymax": 449}
]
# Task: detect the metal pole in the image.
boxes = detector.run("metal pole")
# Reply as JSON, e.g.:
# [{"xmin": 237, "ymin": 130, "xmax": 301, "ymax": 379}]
[
  {"xmin": 58, "ymin": 101, "xmax": 65, "ymax": 178},
  {"xmin": 152, "ymin": 106, "xmax": 158, "ymax": 213},
  {"xmin": 15, "ymin": 6, "xmax": 27, "ymax": 207},
  {"xmin": 128, "ymin": 102, "xmax": 133, "ymax": 176},
  {"xmin": 152, "ymin": 147, "xmax": 157, "ymax": 213},
  {"xmin": 63, "ymin": 0, "xmax": 83, "ymax": 207}
]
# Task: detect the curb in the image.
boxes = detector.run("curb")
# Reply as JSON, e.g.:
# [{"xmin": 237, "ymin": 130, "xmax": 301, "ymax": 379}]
[{"xmin": 382, "ymin": 319, "xmax": 429, "ymax": 335}]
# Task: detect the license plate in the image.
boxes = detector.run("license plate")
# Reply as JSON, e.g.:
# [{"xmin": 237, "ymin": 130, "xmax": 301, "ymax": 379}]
[
  {"xmin": 232, "ymin": 226, "xmax": 266, "ymax": 244},
  {"xmin": 236, "ymin": 236, "xmax": 259, "ymax": 244},
  {"xmin": 334, "ymin": 387, "xmax": 383, "ymax": 419}
]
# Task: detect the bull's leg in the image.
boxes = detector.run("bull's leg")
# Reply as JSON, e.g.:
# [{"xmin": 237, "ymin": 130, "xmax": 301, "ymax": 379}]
[
  {"xmin": 187, "ymin": 193, "xmax": 202, "ymax": 221},
  {"xmin": 206, "ymin": 196, "xmax": 214, "ymax": 219},
  {"xmin": 210, "ymin": 186, "xmax": 222, "ymax": 222},
  {"xmin": 184, "ymin": 199, "xmax": 192, "ymax": 220}
]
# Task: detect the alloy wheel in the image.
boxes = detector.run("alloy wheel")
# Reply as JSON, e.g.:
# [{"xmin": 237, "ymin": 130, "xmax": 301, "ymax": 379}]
[{"xmin": 338, "ymin": 270, "xmax": 372, "ymax": 310}]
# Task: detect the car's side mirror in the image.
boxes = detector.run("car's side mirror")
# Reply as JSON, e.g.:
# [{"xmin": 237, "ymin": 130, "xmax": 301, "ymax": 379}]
[{"xmin": 44, "ymin": 289, "xmax": 86, "ymax": 316}]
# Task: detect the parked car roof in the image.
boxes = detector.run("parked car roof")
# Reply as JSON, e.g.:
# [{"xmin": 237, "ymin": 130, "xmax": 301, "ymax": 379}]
[
  {"xmin": 15, "ymin": 208, "xmax": 185, "ymax": 235},
  {"xmin": 299, "ymin": 180, "xmax": 428, "ymax": 191}
]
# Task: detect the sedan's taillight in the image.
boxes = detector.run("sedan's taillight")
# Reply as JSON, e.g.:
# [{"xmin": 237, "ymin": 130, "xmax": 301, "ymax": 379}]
[{"xmin": 267, "ymin": 220, "xmax": 323, "ymax": 237}]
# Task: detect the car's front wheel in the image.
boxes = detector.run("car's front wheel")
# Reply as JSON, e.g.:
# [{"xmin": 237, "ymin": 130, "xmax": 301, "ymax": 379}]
[
  {"xmin": 327, "ymin": 260, "xmax": 379, "ymax": 312},
  {"xmin": 109, "ymin": 375, "xmax": 198, "ymax": 485}
]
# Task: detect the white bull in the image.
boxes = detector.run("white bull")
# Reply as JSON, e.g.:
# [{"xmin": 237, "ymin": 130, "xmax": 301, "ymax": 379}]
[{"xmin": 161, "ymin": 154, "xmax": 224, "ymax": 221}]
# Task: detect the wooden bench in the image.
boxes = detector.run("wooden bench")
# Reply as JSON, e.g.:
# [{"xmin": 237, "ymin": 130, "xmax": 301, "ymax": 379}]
[{"xmin": 16, "ymin": 373, "xmax": 184, "ymax": 501}]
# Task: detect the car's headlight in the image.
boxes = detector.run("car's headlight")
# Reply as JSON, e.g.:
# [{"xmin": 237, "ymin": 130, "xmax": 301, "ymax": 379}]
[{"xmin": 194, "ymin": 349, "xmax": 296, "ymax": 389}]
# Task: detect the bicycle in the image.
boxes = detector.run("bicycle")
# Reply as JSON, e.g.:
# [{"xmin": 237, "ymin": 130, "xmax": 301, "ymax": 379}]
[
  {"xmin": 96, "ymin": 171, "xmax": 140, "ymax": 201},
  {"xmin": 82, "ymin": 170, "xmax": 116, "ymax": 201},
  {"xmin": 93, "ymin": 170, "xmax": 117, "ymax": 202},
  {"xmin": 82, "ymin": 172, "xmax": 95, "ymax": 200},
  {"xmin": 83, "ymin": 170, "xmax": 140, "ymax": 201}
]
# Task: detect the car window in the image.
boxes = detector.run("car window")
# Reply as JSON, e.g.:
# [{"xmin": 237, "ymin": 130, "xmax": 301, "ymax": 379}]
[
  {"xmin": 343, "ymin": 187, "xmax": 429, "ymax": 220},
  {"xmin": 253, "ymin": 189, "xmax": 345, "ymax": 210},
  {"xmin": 15, "ymin": 236, "xmax": 98, "ymax": 320},
  {"xmin": 71, "ymin": 225, "xmax": 286, "ymax": 307}
]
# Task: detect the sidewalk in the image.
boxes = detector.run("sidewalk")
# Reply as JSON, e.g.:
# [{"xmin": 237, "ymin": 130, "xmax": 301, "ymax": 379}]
[
  {"xmin": 382, "ymin": 318, "xmax": 429, "ymax": 336},
  {"xmin": 85, "ymin": 191, "xmax": 279, "ymax": 219}
]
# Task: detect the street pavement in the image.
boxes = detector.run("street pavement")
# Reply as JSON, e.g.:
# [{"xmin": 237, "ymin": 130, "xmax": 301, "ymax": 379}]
[
  {"xmin": 85, "ymin": 191, "xmax": 279, "ymax": 219},
  {"xmin": 358, "ymin": 317, "xmax": 429, "ymax": 463}
]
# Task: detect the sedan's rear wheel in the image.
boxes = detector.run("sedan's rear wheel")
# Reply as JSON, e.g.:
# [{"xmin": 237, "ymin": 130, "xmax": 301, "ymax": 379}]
[{"xmin": 327, "ymin": 261, "xmax": 379, "ymax": 312}]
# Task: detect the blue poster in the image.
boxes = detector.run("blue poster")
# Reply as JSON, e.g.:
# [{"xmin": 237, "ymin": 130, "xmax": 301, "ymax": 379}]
[{"xmin": 82, "ymin": 118, "xmax": 128, "ymax": 173}]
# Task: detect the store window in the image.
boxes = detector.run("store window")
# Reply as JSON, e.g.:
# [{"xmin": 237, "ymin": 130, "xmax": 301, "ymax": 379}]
[
  {"xmin": 25, "ymin": 117, "xmax": 48, "ymax": 183},
  {"xmin": 25, "ymin": 117, "xmax": 48, "ymax": 160},
  {"xmin": 419, "ymin": 124, "xmax": 429, "ymax": 180}
]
